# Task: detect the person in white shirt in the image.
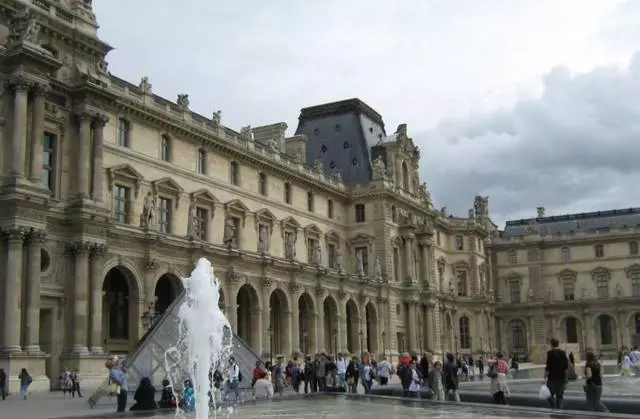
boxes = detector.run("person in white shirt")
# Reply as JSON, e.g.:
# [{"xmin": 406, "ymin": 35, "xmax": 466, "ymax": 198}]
[
  {"xmin": 335, "ymin": 353, "xmax": 348, "ymax": 390},
  {"xmin": 225, "ymin": 357, "xmax": 240, "ymax": 401},
  {"xmin": 629, "ymin": 347, "xmax": 640, "ymax": 375},
  {"xmin": 376, "ymin": 357, "xmax": 391, "ymax": 385},
  {"xmin": 408, "ymin": 360, "xmax": 422, "ymax": 397}
]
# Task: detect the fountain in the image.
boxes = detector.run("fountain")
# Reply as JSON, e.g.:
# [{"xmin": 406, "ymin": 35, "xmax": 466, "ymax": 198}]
[{"xmin": 164, "ymin": 258, "xmax": 233, "ymax": 418}]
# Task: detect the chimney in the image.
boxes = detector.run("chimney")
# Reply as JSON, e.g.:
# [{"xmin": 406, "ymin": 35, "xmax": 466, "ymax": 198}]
[{"xmin": 536, "ymin": 207, "xmax": 545, "ymax": 218}]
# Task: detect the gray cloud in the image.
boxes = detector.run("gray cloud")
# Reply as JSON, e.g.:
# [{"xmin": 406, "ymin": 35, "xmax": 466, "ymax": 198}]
[{"xmin": 421, "ymin": 54, "xmax": 640, "ymax": 225}]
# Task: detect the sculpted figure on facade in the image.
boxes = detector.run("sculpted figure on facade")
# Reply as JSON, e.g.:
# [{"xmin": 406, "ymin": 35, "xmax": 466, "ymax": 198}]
[
  {"xmin": 439, "ymin": 206, "xmax": 448, "ymax": 217},
  {"xmin": 418, "ymin": 182, "xmax": 432, "ymax": 207},
  {"xmin": 581, "ymin": 288, "xmax": 589, "ymax": 300},
  {"xmin": 616, "ymin": 282, "xmax": 623, "ymax": 297},
  {"xmin": 9, "ymin": 9, "xmax": 40, "ymax": 45},
  {"xmin": 314, "ymin": 159, "xmax": 323, "ymax": 173},
  {"xmin": 374, "ymin": 257, "xmax": 382, "ymax": 281},
  {"xmin": 473, "ymin": 196, "xmax": 489, "ymax": 219},
  {"xmin": 355, "ymin": 249, "xmax": 364, "ymax": 275},
  {"xmin": 140, "ymin": 192, "xmax": 156, "ymax": 228},
  {"xmin": 312, "ymin": 242, "xmax": 322, "ymax": 265},
  {"xmin": 372, "ymin": 156, "xmax": 387, "ymax": 179},
  {"xmin": 187, "ymin": 203, "xmax": 199, "ymax": 238},
  {"xmin": 527, "ymin": 287, "xmax": 534, "ymax": 301},
  {"xmin": 334, "ymin": 248, "xmax": 343, "ymax": 271},
  {"xmin": 223, "ymin": 217, "xmax": 236, "ymax": 248},
  {"xmin": 212, "ymin": 110, "xmax": 222, "ymax": 125},
  {"xmin": 448, "ymin": 278, "xmax": 455, "ymax": 294},
  {"xmin": 525, "ymin": 220, "xmax": 538, "ymax": 235},
  {"xmin": 176, "ymin": 94, "xmax": 190, "ymax": 111},
  {"xmin": 240, "ymin": 125, "xmax": 252, "ymax": 140},
  {"xmin": 284, "ymin": 232, "xmax": 296, "ymax": 260},
  {"xmin": 546, "ymin": 287, "xmax": 553, "ymax": 302},
  {"xmin": 331, "ymin": 169, "xmax": 342, "ymax": 182},
  {"xmin": 139, "ymin": 76, "xmax": 152, "ymax": 94},
  {"xmin": 258, "ymin": 225, "xmax": 269, "ymax": 254}
]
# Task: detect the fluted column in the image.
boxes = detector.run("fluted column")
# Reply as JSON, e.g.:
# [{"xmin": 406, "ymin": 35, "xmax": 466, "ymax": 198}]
[
  {"xmin": 426, "ymin": 304, "xmax": 435, "ymax": 351},
  {"xmin": 1, "ymin": 228, "xmax": 26, "ymax": 353},
  {"xmin": 10, "ymin": 79, "xmax": 30, "ymax": 176},
  {"xmin": 29, "ymin": 84, "xmax": 47, "ymax": 183},
  {"xmin": 403, "ymin": 236, "xmax": 414, "ymax": 282},
  {"xmin": 261, "ymin": 307, "xmax": 271, "ymax": 357},
  {"xmin": 89, "ymin": 244, "xmax": 107, "ymax": 354},
  {"xmin": 71, "ymin": 242, "xmax": 91, "ymax": 355},
  {"xmin": 91, "ymin": 114, "xmax": 108, "ymax": 201},
  {"xmin": 291, "ymin": 304, "xmax": 300, "ymax": 354},
  {"xmin": 24, "ymin": 229, "xmax": 47, "ymax": 353},
  {"xmin": 420, "ymin": 242, "xmax": 430, "ymax": 283},
  {"xmin": 286, "ymin": 310, "xmax": 293, "ymax": 356},
  {"xmin": 315, "ymin": 295, "xmax": 324, "ymax": 353},
  {"xmin": 407, "ymin": 301, "xmax": 417, "ymax": 353},
  {"xmin": 76, "ymin": 113, "xmax": 92, "ymax": 198}
]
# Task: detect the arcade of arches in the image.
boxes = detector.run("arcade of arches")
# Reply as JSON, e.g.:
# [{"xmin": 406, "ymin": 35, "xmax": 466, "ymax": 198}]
[{"xmin": 500, "ymin": 312, "xmax": 640, "ymax": 357}]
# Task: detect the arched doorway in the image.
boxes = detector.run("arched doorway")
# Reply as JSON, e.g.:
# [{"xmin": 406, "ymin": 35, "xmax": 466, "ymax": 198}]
[
  {"xmin": 154, "ymin": 274, "xmax": 182, "ymax": 315},
  {"xmin": 561, "ymin": 316, "xmax": 580, "ymax": 344},
  {"xmin": 346, "ymin": 299, "xmax": 359, "ymax": 354},
  {"xmin": 236, "ymin": 284, "xmax": 260, "ymax": 350},
  {"xmin": 459, "ymin": 316, "xmax": 471, "ymax": 350},
  {"xmin": 323, "ymin": 296, "xmax": 338, "ymax": 354},
  {"xmin": 365, "ymin": 302, "xmax": 378, "ymax": 355},
  {"xmin": 298, "ymin": 293, "xmax": 314, "ymax": 355},
  {"xmin": 270, "ymin": 289, "xmax": 289, "ymax": 356},
  {"xmin": 508, "ymin": 319, "xmax": 527, "ymax": 358},
  {"xmin": 102, "ymin": 266, "xmax": 139, "ymax": 353}
]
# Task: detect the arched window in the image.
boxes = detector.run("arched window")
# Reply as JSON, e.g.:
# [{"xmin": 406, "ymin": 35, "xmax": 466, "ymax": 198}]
[
  {"xmin": 599, "ymin": 316, "xmax": 613, "ymax": 345},
  {"xmin": 459, "ymin": 316, "xmax": 470, "ymax": 349},
  {"xmin": 402, "ymin": 161, "xmax": 409, "ymax": 190},
  {"xmin": 565, "ymin": 317, "xmax": 578, "ymax": 343}
]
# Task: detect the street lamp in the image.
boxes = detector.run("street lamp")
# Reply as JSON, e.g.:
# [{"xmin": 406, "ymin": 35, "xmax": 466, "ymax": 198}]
[
  {"xmin": 381, "ymin": 331, "xmax": 386, "ymax": 358},
  {"xmin": 358, "ymin": 329, "xmax": 364, "ymax": 359},
  {"xmin": 332, "ymin": 329, "xmax": 338, "ymax": 356},
  {"xmin": 267, "ymin": 325, "xmax": 274, "ymax": 365}
]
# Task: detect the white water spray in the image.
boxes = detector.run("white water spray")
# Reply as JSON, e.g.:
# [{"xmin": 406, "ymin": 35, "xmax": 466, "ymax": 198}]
[{"xmin": 165, "ymin": 258, "xmax": 233, "ymax": 419}]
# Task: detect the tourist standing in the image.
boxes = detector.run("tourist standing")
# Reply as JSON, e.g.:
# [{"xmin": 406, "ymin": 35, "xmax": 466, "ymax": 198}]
[
  {"xmin": 226, "ymin": 357, "xmax": 240, "ymax": 401},
  {"xmin": 376, "ymin": 357, "xmax": 391, "ymax": 385},
  {"xmin": 346, "ymin": 357, "xmax": 359, "ymax": 393},
  {"xmin": 427, "ymin": 361, "xmax": 445, "ymax": 400},
  {"xmin": 444, "ymin": 353, "xmax": 461, "ymax": 402},
  {"xmin": 18, "ymin": 368, "xmax": 32, "ymax": 400},
  {"xmin": 359, "ymin": 352, "xmax": 375, "ymax": 394},
  {"xmin": 488, "ymin": 352, "xmax": 509, "ymax": 404},
  {"xmin": 407, "ymin": 359, "xmax": 422, "ymax": 397},
  {"xmin": 335, "ymin": 353, "xmax": 348, "ymax": 390},
  {"xmin": 583, "ymin": 351, "xmax": 608, "ymax": 412},
  {"xmin": 544, "ymin": 338, "xmax": 568, "ymax": 409},
  {"xmin": 71, "ymin": 368, "xmax": 82, "ymax": 398},
  {"xmin": 108, "ymin": 360, "xmax": 128, "ymax": 412},
  {"xmin": 59, "ymin": 368, "xmax": 72, "ymax": 398}
]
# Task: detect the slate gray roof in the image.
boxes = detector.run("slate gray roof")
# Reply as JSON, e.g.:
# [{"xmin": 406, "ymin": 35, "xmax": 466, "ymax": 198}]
[
  {"xmin": 502, "ymin": 208, "xmax": 640, "ymax": 238},
  {"xmin": 295, "ymin": 98, "xmax": 386, "ymax": 184}
]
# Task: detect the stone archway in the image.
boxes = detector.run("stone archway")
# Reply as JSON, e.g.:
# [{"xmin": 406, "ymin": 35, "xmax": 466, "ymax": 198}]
[
  {"xmin": 508, "ymin": 319, "xmax": 527, "ymax": 358},
  {"xmin": 559, "ymin": 316, "xmax": 582, "ymax": 346},
  {"xmin": 365, "ymin": 302, "xmax": 378, "ymax": 355},
  {"xmin": 323, "ymin": 296, "xmax": 338, "ymax": 354},
  {"xmin": 595, "ymin": 314, "xmax": 617, "ymax": 349},
  {"xmin": 298, "ymin": 293, "xmax": 315, "ymax": 355},
  {"xmin": 154, "ymin": 273, "xmax": 182, "ymax": 315},
  {"xmin": 346, "ymin": 299, "xmax": 359, "ymax": 354},
  {"xmin": 102, "ymin": 266, "xmax": 141, "ymax": 353},
  {"xmin": 270, "ymin": 288, "xmax": 290, "ymax": 356},
  {"xmin": 236, "ymin": 284, "xmax": 260, "ymax": 350}
]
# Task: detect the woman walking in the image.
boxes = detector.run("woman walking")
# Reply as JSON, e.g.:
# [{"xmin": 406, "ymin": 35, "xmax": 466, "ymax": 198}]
[
  {"xmin": 18, "ymin": 368, "xmax": 32, "ymax": 400},
  {"xmin": 584, "ymin": 351, "xmax": 608, "ymax": 412},
  {"xmin": 488, "ymin": 352, "xmax": 510, "ymax": 404}
]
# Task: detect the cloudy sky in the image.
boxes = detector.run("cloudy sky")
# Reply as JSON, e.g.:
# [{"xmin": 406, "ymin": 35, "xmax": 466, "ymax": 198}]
[{"xmin": 93, "ymin": 0, "xmax": 640, "ymax": 227}]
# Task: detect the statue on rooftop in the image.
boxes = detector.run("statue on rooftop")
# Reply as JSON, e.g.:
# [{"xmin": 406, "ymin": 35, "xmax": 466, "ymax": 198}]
[
  {"xmin": 176, "ymin": 94, "xmax": 190, "ymax": 111},
  {"xmin": 372, "ymin": 156, "xmax": 387, "ymax": 179},
  {"xmin": 240, "ymin": 125, "xmax": 252, "ymax": 140},
  {"xmin": 212, "ymin": 110, "xmax": 222, "ymax": 124},
  {"xmin": 139, "ymin": 77, "xmax": 152, "ymax": 94}
]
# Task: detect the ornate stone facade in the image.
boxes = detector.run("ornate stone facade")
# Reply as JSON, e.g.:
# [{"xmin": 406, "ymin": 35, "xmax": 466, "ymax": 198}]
[
  {"xmin": 492, "ymin": 207, "xmax": 640, "ymax": 362},
  {"xmin": 0, "ymin": 3, "xmax": 493, "ymax": 391}
]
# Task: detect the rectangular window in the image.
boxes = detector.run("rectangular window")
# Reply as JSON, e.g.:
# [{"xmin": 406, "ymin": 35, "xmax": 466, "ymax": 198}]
[
  {"xmin": 196, "ymin": 207, "xmax": 208, "ymax": 241},
  {"xmin": 42, "ymin": 132, "xmax": 56, "ymax": 191},
  {"xmin": 565, "ymin": 317, "xmax": 578, "ymax": 343},
  {"xmin": 509, "ymin": 280, "xmax": 520, "ymax": 303},
  {"xmin": 113, "ymin": 185, "xmax": 130, "ymax": 224},
  {"xmin": 393, "ymin": 247, "xmax": 400, "ymax": 281},
  {"xmin": 258, "ymin": 173, "xmax": 267, "ymax": 196},
  {"xmin": 355, "ymin": 246, "xmax": 368, "ymax": 274},
  {"xmin": 197, "ymin": 149, "xmax": 206, "ymax": 174},
  {"xmin": 117, "ymin": 118, "xmax": 130, "ymax": 147},
  {"xmin": 355, "ymin": 204, "xmax": 366, "ymax": 223},
  {"xmin": 284, "ymin": 183, "xmax": 291, "ymax": 204},
  {"xmin": 563, "ymin": 281, "xmax": 575, "ymax": 301},
  {"xmin": 328, "ymin": 199, "xmax": 334, "ymax": 219},
  {"xmin": 160, "ymin": 135, "xmax": 171, "ymax": 161},
  {"xmin": 307, "ymin": 191, "xmax": 314, "ymax": 212},
  {"xmin": 307, "ymin": 238, "xmax": 317, "ymax": 263},
  {"xmin": 230, "ymin": 161, "xmax": 239, "ymax": 185},
  {"xmin": 328, "ymin": 243, "xmax": 336, "ymax": 268},
  {"xmin": 595, "ymin": 244, "xmax": 604, "ymax": 258},
  {"xmin": 561, "ymin": 247, "xmax": 571, "ymax": 261},
  {"xmin": 595, "ymin": 274, "xmax": 609, "ymax": 298},
  {"xmin": 455, "ymin": 235, "xmax": 464, "ymax": 250},
  {"xmin": 158, "ymin": 197, "xmax": 172, "ymax": 233},
  {"xmin": 630, "ymin": 241, "xmax": 639, "ymax": 255},
  {"xmin": 632, "ymin": 272, "xmax": 640, "ymax": 297},
  {"xmin": 507, "ymin": 250, "xmax": 518, "ymax": 264}
]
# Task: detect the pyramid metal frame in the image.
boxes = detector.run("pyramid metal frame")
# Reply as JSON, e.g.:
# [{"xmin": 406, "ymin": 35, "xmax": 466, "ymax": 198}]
[{"xmin": 88, "ymin": 290, "xmax": 260, "ymax": 407}]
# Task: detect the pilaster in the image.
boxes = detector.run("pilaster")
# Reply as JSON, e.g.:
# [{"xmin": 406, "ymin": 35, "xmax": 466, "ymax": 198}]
[
  {"xmin": 0, "ymin": 227, "xmax": 27, "ymax": 354},
  {"xmin": 75, "ymin": 112, "xmax": 92, "ymax": 199},
  {"xmin": 9, "ymin": 78, "xmax": 31, "ymax": 177},
  {"xmin": 28, "ymin": 83, "xmax": 47, "ymax": 184},
  {"xmin": 24, "ymin": 229, "xmax": 46, "ymax": 354},
  {"xmin": 70, "ymin": 241, "xmax": 92, "ymax": 355},
  {"xmin": 91, "ymin": 114, "xmax": 108, "ymax": 202},
  {"xmin": 89, "ymin": 244, "xmax": 107, "ymax": 354}
]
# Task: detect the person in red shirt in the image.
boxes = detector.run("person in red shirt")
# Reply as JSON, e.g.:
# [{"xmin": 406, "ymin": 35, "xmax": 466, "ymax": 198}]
[{"xmin": 488, "ymin": 352, "xmax": 510, "ymax": 404}]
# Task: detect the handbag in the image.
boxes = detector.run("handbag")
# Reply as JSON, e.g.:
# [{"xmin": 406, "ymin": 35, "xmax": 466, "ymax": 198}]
[{"xmin": 487, "ymin": 365, "xmax": 498, "ymax": 378}]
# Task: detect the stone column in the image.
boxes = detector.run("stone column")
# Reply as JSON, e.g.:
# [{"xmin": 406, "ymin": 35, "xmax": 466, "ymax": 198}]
[
  {"xmin": 420, "ymin": 242, "xmax": 429, "ymax": 283},
  {"xmin": 407, "ymin": 301, "xmax": 417, "ymax": 353},
  {"xmin": 1, "ymin": 228, "xmax": 26, "ymax": 353},
  {"xmin": 29, "ymin": 84, "xmax": 47, "ymax": 183},
  {"xmin": 76, "ymin": 113, "xmax": 92, "ymax": 198},
  {"xmin": 91, "ymin": 115, "xmax": 108, "ymax": 202},
  {"xmin": 291, "ymin": 305, "xmax": 300, "ymax": 354},
  {"xmin": 403, "ymin": 236, "xmax": 415, "ymax": 282},
  {"xmin": 286, "ymin": 311, "xmax": 293, "ymax": 356},
  {"xmin": 89, "ymin": 244, "xmax": 107, "ymax": 354},
  {"xmin": 338, "ymin": 313, "xmax": 346, "ymax": 354},
  {"xmin": 261, "ymin": 284, "xmax": 272, "ymax": 357},
  {"xmin": 24, "ymin": 229, "xmax": 46, "ymax": 353},
  {"xmin": 10, "ymin": 79, "xmax": 30, "ymax": 176},
  {"xmin": 315, "ymin": 297, "xmax": 324, "ymax": 353},
  {"xmin": 426, "ymin": 304, "xmax": 435, "ymax": 351},
  {"xmin": 72, "ymin": 242, "xmax": 91, "ymax": 354}
]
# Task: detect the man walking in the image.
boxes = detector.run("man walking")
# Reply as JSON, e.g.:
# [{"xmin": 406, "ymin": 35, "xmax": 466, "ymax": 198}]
[{"xmin": 544, "ymin": 338, "xmax": 568, "ymax": 409}]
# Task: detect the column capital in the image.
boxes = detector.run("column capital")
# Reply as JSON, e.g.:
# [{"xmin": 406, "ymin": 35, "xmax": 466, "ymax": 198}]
[
  {"xmin": 91, "ymin": 243, "xmax": 108, "ymax": 257},
  {"xmin": 31, "ymin": 83, "xmax": 49, "ymax": 97},
  {"xmin": 6, "ymin": 77, "xmax": 32, "ymax": 92},
  {"xmin": 2, "ymin": 226, "xmax": 27, "ymax": 242},
  {"xmin": 67, "ymin": 241, "xmax": 93, "ymax": 255},
  {"xmin": 74, "ymin": 112, "xmax": 94, "ymax": 122},
  {"xmin": 93, "ymin": 114, "xmax": 109, "ymax": 127},
  {"xmin": 28, "ymin": 228, "xmax": 47, "ymax": 244}
]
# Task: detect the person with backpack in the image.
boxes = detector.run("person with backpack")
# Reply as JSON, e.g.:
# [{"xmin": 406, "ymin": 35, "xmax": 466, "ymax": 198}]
[
  {"xmin": 397, "ymin": 353, "xmax": 413, "ymax": 397},
  {"xmin": 18, "ymin": 368, "xmax": 32, "ymax": 400}
]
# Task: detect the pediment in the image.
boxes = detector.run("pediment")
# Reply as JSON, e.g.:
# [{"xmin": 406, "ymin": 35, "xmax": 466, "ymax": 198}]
[
  {"xmin": 325, "ymin": 230, "xmax": 341, "ymax": 243},
  {"xmin": 505, "ymin": 272, "xmax": 523, "ymax": 282},
  {"xmin": 190, "ymin": 188, "xmax": 218, "ymax": 204},
  {"xmin": 224, "ymin": 199, "xmax": 250, "ymax": 214},
  {"xmin": 347, "ymin": 233, "xmax": 375, "ymax": 246},
  {"xmin": 304, "ymin": 223, "xmax": 323, "ymax": 239},
  {"xmin": 255, "ymin": 208, "xmax": 277, "ymax": 222},
  {"xmin": 625, "ymin": 264, "xmax": 640, "ymax": 277},
  {"xmin": 452, "ymin": 260, "xmax": 470, "ymax": 270},
  {"xmin": 280, "ymin": 216, "xmax": 301, "ymax": 231},
  {"xmin": 108, "ymin": 164, "xmax": 143, "ymax": 182},
  {"xmin": 591, "ymin": 266, "xmax": 611, "ymax": 280},
  {"xmin": 152, "ymin": 177, "xmax": 184, "ymax": 194},
  {"xmin": 557, "ymin": 269, "xmax": 577, "ymax": 281}
]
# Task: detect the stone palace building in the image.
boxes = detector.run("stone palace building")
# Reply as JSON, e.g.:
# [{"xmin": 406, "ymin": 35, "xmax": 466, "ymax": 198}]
[{"xmin": 0, "ymin": 1, "xmax": 638, "ymax": 391}]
